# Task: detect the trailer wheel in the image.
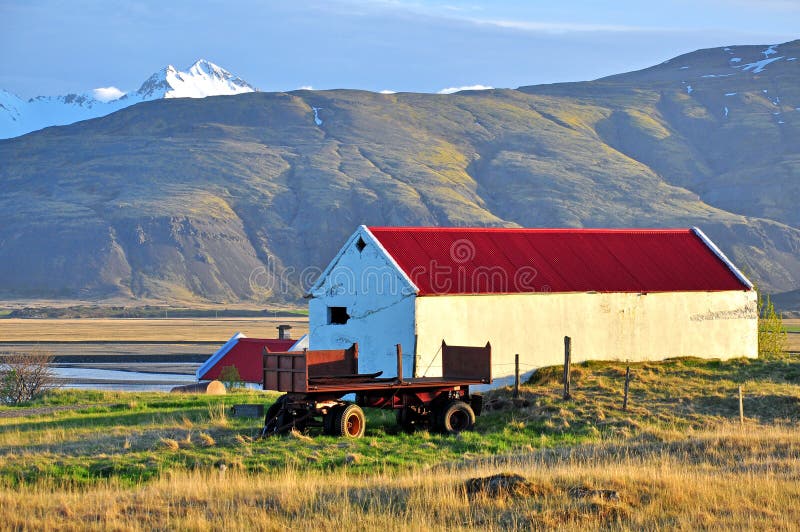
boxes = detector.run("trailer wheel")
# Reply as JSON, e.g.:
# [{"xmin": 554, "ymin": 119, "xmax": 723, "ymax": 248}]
[
  {"xmin": 439, "ymin": 400, "xmax": 476, "ymax": 434},
  {"xmin": 264, "ymin": 395, "xmax": 289, "ymax": 435},
  {"xmin": 333, "ymin": 403, "xmax": 366, "ymax": 438},
  {"xmin": 264, "ymin": 396, "xmax": 308, "ymax": 435}
]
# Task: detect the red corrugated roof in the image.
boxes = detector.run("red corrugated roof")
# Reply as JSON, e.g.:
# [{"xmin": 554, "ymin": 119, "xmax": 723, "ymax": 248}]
[
  {"xmin": 366, "ymin": 227, "xmax": 750, "ymax": 295},
  {"xmin": 198, "ymin": 338, "xmax": 296, "ymax": 383}
]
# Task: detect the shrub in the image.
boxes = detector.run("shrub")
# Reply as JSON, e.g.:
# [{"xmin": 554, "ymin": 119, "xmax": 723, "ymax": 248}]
[
  {"xmin": 758, "ymin": 293, "xmax": 787, "ymax": 359},
  {"xmin": 219, "ymin": 365, "xmax": 244, "ymax": 390},
  {"xmin": 0, "ymin": 351, "xmax": 57, "ymax": 405}
]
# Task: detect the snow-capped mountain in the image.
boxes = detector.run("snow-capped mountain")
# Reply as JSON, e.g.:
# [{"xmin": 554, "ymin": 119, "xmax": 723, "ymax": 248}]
[
  {"xmin": 0, "ymin": 60, "xmax": 256, "ymax": 139},
  {"xmin": 135, "ymin": 60, "xmax": 256, "ymax": 100}
]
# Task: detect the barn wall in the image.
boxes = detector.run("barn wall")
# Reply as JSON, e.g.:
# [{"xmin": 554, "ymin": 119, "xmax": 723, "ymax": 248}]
[
  {"xmin": 414, "ymin": 290, "xmax": 757, "ymax": 383},
  {"xmin": 308, "ymin": 232, "xmax": 417, "ymax": 377}
]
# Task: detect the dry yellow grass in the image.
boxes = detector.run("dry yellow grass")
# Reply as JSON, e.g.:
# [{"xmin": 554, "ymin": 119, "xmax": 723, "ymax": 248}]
[
  {"xmin": 789, "ymin": 335, "xmax": 800, "ymax": 352},
  {"xmin": 1, "ymin": 424, "xmax": 799, "ymax": 530},
  {"xmin": 0, "ymin": 318, "xmax": 309, "ymax": 342},
  {"xmin": 785, "ymin": 318, "xmax": 800, "ymax": 352}
]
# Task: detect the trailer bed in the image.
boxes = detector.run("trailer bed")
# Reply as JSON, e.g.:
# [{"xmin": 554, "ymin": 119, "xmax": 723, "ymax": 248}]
[
  {"xmin": 303, "ymin": 376, "xmax": 485, "ymax": 393},
  {"xmin": 264, "ymin": 341, "xmax": 491, "ymax": 395}
]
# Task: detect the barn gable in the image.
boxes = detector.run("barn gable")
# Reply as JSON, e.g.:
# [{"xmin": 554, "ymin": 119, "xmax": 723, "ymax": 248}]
[
  {"xmin": 307, "ymin": 225, "xmax": 418, "ymax": 298},
  {"xmin": 306, "ymin": 226, "xmax": 418, "ymax": 375}
]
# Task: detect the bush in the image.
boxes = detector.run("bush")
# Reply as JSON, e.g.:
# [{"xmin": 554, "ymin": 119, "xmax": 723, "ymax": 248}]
[
  {"xmin": 0, "ymin": 351, "xmax": 57, "ymax": 405},
  {"xmin": 758, "ymin": 293, "xmax": 788, "ymax": 359},
  {"xmin": 219, "ymin": 365, "xmax": 244, "ymax": 390}
]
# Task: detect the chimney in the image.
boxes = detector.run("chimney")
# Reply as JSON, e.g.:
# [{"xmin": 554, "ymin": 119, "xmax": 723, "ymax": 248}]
[{"xmin": 276, "ymin": 324, "xmax": 292, "ymax": 340}]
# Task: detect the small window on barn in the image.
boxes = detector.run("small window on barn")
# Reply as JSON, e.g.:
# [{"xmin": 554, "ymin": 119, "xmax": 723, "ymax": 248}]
[
  {"xmin": 328, "ymin": 306, "xmax": 350, "ymax": 324},
  {"xmin": 356, "ymin": 237, "xmax": 367, "ymax": 253}
]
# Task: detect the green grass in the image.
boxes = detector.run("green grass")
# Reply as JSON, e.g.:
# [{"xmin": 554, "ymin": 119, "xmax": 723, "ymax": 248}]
[
  {"xmin": 2, "ymin": 354, "xmax": 800, "ymax": 489},
  {"xmin": 519, "ymin": 355, "xmax": 800, "ymax": 435},
  {"xmin": 0, "ymin": 387, "xmax": 593, "ymax": 488}
]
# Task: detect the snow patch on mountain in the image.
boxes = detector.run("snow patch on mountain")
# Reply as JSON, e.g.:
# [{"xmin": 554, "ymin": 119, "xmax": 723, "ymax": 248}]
[
  {"xmin": 0, "ymin": 60, "xmax": 257, "ymax": 139},
  {"xmin": 437, "ymin": 85, "xmax": 493, "ymax": 94},
  {"xmin": 741, "ymin": 56, "xmax": 784, "ymax": 74}
]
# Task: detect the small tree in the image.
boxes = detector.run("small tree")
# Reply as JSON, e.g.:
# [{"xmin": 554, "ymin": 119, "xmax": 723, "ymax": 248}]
[
  {"xmin": 758, "ymin": 293, "xmax": 788, "ymax": 359},
  {"xmin": 0, "ymin": 351, "xmax": 57, "ymax": 405},
  {"xmin": 219, "ymin": 365, "xmax": 244, "ymax": 390}
]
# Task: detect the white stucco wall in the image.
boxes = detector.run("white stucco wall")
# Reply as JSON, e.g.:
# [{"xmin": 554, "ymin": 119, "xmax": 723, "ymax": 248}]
[
  {"xmin": 414, "ymin": 290, "xmax": 757, "ymax": 384},
  {"xmin": 307, "ymin": 231, "xmax": 417, "ymax": 378}
]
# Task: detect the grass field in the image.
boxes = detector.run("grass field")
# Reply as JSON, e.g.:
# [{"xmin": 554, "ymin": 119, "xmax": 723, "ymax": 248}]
[
  {"xmin": 0, "ymin": 318, "xmax": 309, "ymax": 343},
  {"xmin": 2, "ymin": 352, "xmax": 800, "ymax": 529},
  {"xmin": 3, "ymin": 425, "xmax": 800, "ymax": 530}
]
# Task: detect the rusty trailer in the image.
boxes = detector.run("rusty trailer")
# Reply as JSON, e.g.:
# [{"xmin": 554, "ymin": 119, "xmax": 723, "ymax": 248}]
[{"xmin": 261, "ymin": 341, "xmax": 491, "ymax": 438}]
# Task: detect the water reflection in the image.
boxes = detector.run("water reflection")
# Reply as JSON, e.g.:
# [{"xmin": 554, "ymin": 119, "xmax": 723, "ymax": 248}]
[{"xmin": 52, "ymin": 364, "xmax": 199, "ymax": 392}]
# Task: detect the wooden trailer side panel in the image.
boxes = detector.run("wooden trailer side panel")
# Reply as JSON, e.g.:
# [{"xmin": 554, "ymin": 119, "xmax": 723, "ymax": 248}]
[
  {"xmin": 441, "ymin": 341, "xmax": 492, "ymax": 383},
  {"xmin": 264, "ymin": 352, "xmax": 308, "ymax": 393},
  {"xmin": 307, "ymin": 344, "xmax": 358, "ymax": 378},
  {"xmin": 263, "ymin": 344, "xmax": 358, "ymax": 393}
]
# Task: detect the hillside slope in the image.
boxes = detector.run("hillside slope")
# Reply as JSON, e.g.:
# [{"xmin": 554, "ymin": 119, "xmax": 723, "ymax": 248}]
[{"xmin": 1, "ymin": 41, "xmax": 798, "ymax": 304}]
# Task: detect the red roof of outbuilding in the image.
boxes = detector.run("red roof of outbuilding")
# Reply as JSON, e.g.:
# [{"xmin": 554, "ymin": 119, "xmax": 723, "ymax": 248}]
[
  {"xmin": 366, "ymin": 227, "xmax": 751, "ymax": 295},
  {"xmin": 198, "ymin": 338, "xmax": 297, "ymax": 383}
]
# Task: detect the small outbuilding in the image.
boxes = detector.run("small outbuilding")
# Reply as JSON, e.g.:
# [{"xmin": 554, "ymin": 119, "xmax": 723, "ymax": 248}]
[
  {"xmin": 196, "ymin": 333, "xmax": 308, "ymax": 384},
  {"xmin": 307, "ymin": 226, "xmax": 757, "ymax": 384}
]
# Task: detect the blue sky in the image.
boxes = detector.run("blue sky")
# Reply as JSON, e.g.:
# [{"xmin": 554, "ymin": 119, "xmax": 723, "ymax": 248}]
[{"xmin": 1, "ymin": 0, "xmax": 797, "ymax": 98}]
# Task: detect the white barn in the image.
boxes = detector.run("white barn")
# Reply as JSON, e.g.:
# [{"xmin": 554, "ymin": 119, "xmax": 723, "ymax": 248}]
[{"xmin": 307, "ymin": 226, "xmax": 757, "ymax": 385}]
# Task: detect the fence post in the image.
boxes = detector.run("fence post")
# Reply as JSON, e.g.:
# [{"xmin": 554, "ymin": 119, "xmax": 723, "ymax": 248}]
[
  {"xmin": 623, "ymin": 366, "xmax": 631, "ymax": 411},
  {"xmin": 739, "ymin": 385, "xmax": 744, "ymax": 426},
  {"xmin": 396, "ymin": 344, "xmax": 403, "ymax": 384},
  {"xmin": 563, "ymin": 336, "xmax": 572, "ymax": 400},
  {"xmin": 514, "ymin": 354, "xmax": 520, "ymax": 399}
]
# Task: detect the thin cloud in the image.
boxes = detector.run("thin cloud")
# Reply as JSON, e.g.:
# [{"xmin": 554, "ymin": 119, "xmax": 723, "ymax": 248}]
[
  {"xmin": 297, "ymin": 85, "xmax": 314, "ymax": 90},
  {"xmin": 707, "ymin": 0, "xmax": 800, "ymax": 10},
  {"xmin": 437, "ymin": 85, "xmax": 493, "ymax": 94},
  {"xmin": 92, "ymin": 86, "xmax": 125, "ymax": 102},
  {"xmin": 471, "ymin": 19, "xmax": 665, "ymax": 34},
  {"xmin": 379, "ymin": 89, "xmax": 396, "ymax": 94},
  {"xmin": 347, "ymin": 1, "xmax": 670, "ymax": 33}
]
